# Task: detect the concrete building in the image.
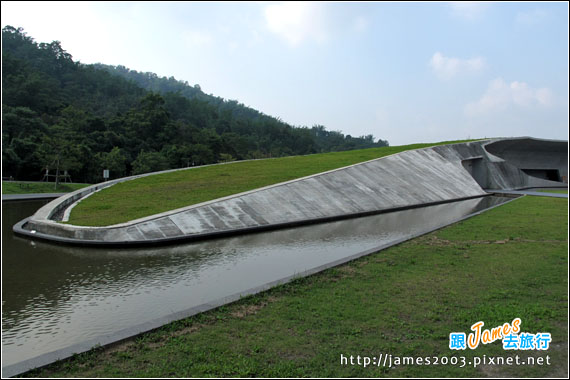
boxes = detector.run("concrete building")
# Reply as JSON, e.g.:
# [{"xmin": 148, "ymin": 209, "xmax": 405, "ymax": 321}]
[{"xmin": 15, "ymin": 137, "xmax": 568, "ymax": 246}]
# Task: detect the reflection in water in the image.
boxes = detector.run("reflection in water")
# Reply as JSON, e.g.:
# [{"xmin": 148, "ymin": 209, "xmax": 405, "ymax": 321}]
[{"xmin": 2, "ymin": 196, "xmax": 509, "ymax": 366}]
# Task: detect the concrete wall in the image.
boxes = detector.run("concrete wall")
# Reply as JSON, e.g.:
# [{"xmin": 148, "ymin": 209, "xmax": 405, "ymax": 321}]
[
  {"xmin": 18, "ymin": 137, "xmax": 568, "ymax": 245},
  {"xmin": 484, "ymin": 138, "xmax": 568, "ymax": 184}
]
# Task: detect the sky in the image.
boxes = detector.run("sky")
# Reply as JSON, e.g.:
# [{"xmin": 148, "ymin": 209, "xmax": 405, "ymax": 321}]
[{"xmin": 2, "ymin": 1, "xmax": 568, "ymax": 145}]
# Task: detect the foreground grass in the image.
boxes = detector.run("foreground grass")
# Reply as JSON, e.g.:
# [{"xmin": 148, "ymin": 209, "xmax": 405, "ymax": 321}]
[
  {"xmin": 28, "ymin": 195, "xmax": 568, "ymax": 378},
  {"xmin": 68, "ymin": 140, "xmax": 476, "ymax": 226},
  {"xmin": 2, "ymin": 181, "xmax": 90, "ymax": 194}
]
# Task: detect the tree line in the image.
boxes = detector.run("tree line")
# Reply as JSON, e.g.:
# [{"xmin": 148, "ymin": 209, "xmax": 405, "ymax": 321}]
[{"xmin": 2, "ymin": 26, "xmax": 388, "ymax": 183}]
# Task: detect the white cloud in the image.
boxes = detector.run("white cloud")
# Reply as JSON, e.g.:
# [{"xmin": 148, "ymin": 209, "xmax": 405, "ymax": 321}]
[
  {"xmin": 465, "ymin": 78, "xmax": 554, "ymax": 116},
  {"xmin": 263, "ymin": 2, "xmax": 368, "ymax": 46},
  {"xmin": 264, "ymin": 2, "xmax": 328, "ymax": 46},
  {"xmin": 448, "ymin": 2, "xmax": 490, "ymax": 20},
  {"xmin": 429, "ymin": 52, "xmax": 485, "ymax": 80}
]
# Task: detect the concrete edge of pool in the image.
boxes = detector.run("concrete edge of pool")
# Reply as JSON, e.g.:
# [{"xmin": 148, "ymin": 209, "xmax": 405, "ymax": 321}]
[
  {"xmin": 12, "ymin": 194, "xmax": 490, "ymax": 248},
  {"xmin": 1, "ymin": 195, "xmax": 522, "ymax": 378}
]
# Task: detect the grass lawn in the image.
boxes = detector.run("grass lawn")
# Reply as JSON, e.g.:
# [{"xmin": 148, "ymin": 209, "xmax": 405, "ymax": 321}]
[
  {"xmin": 28, "ymin": 195, "xmax": 568, "ymax": 378},
  {"xmin": 67, "ymin": 140, "xmax": 476, "ymax": 226},
  {"xmin": 2, "ymin": 181, "xmax": 90, "ymax": 194}
]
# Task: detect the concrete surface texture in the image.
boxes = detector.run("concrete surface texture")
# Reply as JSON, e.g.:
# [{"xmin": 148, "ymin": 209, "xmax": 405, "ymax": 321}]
[
  {"xmin": 484, "ymin": 138, "xmax": 568, "ymax": 185},
  {"xmin": 17, "ymin": 137, "xmax": 568, "ymax": 245}
]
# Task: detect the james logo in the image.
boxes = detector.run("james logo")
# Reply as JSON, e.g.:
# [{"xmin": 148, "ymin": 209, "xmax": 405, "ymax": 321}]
[{"xmin": 449, "ymin": 318, "xmax": 551, "ymax": 350}]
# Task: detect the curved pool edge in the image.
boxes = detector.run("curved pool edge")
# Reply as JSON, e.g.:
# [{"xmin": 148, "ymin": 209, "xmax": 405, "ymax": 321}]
[
  {"xmin": 13, "ymin": 194, "xmax": 488, "ymax": 248},
  {"xmin": 1, "ymin": 194, "xmax": 521, "ymax": 378}
]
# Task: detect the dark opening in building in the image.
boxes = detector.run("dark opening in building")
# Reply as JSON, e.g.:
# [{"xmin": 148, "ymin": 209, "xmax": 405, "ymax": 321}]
[{"xmin": 521, "ymin": 169, "xmax": 561, "ymax": 182}]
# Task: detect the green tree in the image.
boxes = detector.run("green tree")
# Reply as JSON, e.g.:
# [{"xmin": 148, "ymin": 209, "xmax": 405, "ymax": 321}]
[
  {"xmin": 97, "ymin": 147, "xmax": 128, "ymax": 179},
  {"xmin": 131, "ymin": 150, "xmax": 169, "ymax": 175},
  {"xmin": 36, "ymin": 134, "xmax": 82, "ymax": 188},
  {"xmin": 188, "ymin": 144, "xmax": 214, "ymax": 166},
  {"xmin": 218, "ymin": 153, "xmax": 236, "ymax": 163}
]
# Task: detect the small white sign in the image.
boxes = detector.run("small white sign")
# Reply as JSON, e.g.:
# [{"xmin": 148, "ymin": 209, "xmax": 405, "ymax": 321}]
[{"xmin": 103, "ymin": 169, "xmax": 109, "ymax": 179}]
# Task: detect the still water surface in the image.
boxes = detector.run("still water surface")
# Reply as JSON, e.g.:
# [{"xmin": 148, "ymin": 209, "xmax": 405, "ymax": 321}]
[{"xmin": 2, "ymin": 196, "xmax": 509, "ymax": 366}]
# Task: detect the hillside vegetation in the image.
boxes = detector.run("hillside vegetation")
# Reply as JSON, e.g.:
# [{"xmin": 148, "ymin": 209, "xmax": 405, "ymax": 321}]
[{"xmin": 2, "ymin": 26, "xmax": 388, "ymax": 185}]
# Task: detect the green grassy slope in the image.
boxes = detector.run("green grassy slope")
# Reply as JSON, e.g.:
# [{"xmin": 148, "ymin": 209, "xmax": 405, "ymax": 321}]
[{"xmin": 67, "ymin": 140, "xmax": 477, "ymax": 226}]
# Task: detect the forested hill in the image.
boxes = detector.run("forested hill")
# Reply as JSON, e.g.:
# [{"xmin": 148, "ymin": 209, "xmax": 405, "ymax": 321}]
[
  {"xmin": 93, "ymin": 63, "xmax": 281, "ymax": 125},
  {"xmin": 93, "ymin": 64, "xmax": 388, "ymax": 153},
  {"xmin": 2, "ymin": 26, "xmax": 388, "ymax": 183}
]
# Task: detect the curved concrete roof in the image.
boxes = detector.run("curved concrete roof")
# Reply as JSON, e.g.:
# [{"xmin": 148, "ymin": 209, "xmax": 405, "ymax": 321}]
[{"xmin": 15, "ymin": 137, "xmax": 568, "ymax": 246}]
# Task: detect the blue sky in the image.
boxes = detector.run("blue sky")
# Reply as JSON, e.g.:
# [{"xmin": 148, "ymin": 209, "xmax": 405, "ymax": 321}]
[{"xmin": 2, "ymin": 1, "xmax": 568, "ymax": 145}]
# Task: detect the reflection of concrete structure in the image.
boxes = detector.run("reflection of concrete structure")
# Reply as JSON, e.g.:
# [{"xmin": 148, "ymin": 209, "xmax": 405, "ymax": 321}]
[{"xmin": 15, "ymin": 137, "xmax": 568, "ymax": 246}]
